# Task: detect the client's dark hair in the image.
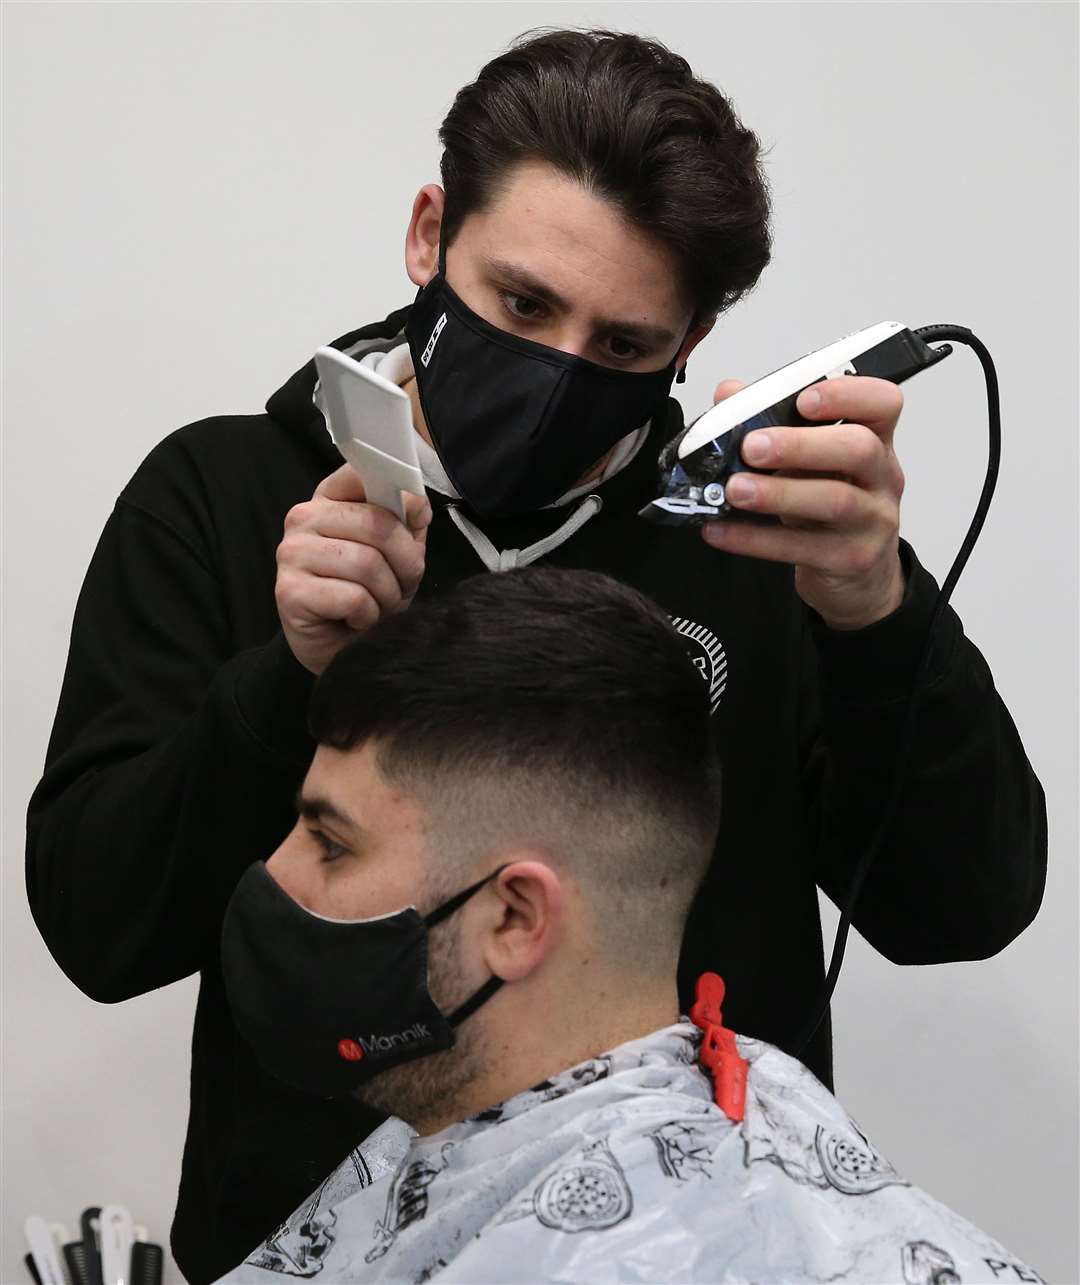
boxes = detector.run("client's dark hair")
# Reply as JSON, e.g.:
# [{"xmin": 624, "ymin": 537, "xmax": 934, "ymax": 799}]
[
  {"xmin": 309, "ymin": 567, "xmax": 721, "ymax": 964},
  {"xmin": 437, "ymin": 27, "xmax": 773, "ymax": 325}
]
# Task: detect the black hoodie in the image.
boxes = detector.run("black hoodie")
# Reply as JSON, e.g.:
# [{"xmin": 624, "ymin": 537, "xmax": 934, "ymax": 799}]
[{"xmin": 26, "ymin": 305, "xmax": 1047, "ymax": 1284}]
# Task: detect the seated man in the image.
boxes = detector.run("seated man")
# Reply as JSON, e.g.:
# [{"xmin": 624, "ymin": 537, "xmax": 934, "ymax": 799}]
[{"xmin": 218, "ymin": 567, "xmax": 1042, "ymax": 1284}]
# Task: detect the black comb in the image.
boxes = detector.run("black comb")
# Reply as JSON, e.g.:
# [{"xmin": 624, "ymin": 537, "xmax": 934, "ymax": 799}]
[
  {"xmin": 63, "ymin": 1237, "xmax": 91, "ymax": 1285},
  {"xmin": 129, "ymin": 1241, "xmax": 164, "ymax": 1285},
  {"xmin": 79, "ymin": 1207, "xmax": 103, "ymax": 1285}
]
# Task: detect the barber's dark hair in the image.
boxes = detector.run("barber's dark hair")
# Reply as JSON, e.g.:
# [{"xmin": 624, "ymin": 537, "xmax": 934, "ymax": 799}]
[
  {"xmin": 437, "ymin": 27, "xmax": 772, "ymax": 324},
  {"xmin": 308, "ymin": 567, "xmax": 722, "ymax": 960}
]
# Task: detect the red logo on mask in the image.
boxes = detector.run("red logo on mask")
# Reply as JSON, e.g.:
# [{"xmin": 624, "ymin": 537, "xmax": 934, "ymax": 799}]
[{"xmin": 337, "ymin": 1038, "xmax": 365, "ymax": 1062}]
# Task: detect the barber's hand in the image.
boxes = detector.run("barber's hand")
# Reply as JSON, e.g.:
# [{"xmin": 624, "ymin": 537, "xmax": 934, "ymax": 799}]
[
  {"xmin": 276, "ymin": 463, "xmax": 432, "ymax": 675},
  {"xmin": 701, "ymin": 376, "xmax": 907, "ymax": 631}
]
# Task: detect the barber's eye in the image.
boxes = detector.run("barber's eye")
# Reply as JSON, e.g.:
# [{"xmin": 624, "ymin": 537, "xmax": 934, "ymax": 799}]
[
  {"xmin": 499, "ymin": 291, "xmax": 545, "ymax": 321},
  {"xmin": 607, "ymin": 336, "xmax": 643, "ymax": 360}
]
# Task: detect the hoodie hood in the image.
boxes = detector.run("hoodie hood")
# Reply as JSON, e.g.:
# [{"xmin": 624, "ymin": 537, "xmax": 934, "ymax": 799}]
[{"xmin": 266, "ymin": 305, "xmax": 414, "ymax": 474}]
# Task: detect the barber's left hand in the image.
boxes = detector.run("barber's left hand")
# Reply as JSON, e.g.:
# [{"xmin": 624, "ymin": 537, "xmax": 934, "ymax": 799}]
[{"xmin": 701, "ymin": 375, "xmax": 907, "ymax": 631}]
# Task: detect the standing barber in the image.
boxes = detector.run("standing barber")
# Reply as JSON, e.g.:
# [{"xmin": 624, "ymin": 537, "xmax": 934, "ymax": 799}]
[{"xmin": 26, "ymin": 28, "xmax": 1046, "ymax": 1285}]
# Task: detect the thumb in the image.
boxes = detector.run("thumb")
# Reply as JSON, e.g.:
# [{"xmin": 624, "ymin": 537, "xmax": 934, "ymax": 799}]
[
  {"xmin": 314, "ymin": 461, "xmax": 367, "ymax": 502},
  {"xmin": 712, "ymin": 379, "xmax": 745, "ymax": 405},
  {"xmin": 316, "ymin": 462, "xmax": 431, "ymax": 538},
  {"xmin": 404, "ymin": 490, "xmax": 433, "ymax": 546}
]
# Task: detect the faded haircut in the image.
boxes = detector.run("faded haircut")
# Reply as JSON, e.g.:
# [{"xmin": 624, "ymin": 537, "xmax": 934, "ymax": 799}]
[{"xmin": 307, "ymin": 567, "xmax": 722, "ymax": 962}]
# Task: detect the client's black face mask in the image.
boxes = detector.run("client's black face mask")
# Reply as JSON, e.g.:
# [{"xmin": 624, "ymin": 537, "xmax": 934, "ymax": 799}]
[
  {"xmin": 221, "ymin": 861, "xmax": 508, "ymax": 1098},
  {"xmin": 404, "ymin": 245, "xmax": 683, "ymax": 517}
]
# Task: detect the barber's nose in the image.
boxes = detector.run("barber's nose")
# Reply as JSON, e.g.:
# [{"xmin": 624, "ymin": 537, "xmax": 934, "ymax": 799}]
[{"xmin": 542, "ymin": 324, "xmax": 590, "ymax": 361}]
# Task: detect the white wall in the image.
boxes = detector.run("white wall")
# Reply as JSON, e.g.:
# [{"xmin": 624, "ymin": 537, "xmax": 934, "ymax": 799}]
[{"xmin": 3, "ymin": 3, "xmax": 1076, "ymax": 1281}]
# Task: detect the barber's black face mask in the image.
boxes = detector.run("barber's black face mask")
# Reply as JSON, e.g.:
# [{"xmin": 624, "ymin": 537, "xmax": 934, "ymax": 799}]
[
  {"xmin": 405, "ymin": 245, "xmax": 683, "ymax": 517},
  {"xmin": 221, "ymin": 861, "xmax": 508, "ymax": 1098}
]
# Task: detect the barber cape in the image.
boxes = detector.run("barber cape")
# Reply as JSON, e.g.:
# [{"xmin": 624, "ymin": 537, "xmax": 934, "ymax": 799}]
[{"xmin": 217, "ymin": 1022, "xmax": 1041, "ymax": 1284}]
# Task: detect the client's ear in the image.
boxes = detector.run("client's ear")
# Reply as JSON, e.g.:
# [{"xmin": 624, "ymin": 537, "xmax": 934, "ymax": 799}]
[{"xmin": 482, "ymin": 859, "xmax": 564, "ymax": 984}]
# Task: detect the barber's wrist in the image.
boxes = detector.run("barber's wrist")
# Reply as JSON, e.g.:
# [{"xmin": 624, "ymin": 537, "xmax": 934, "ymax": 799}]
[
  {"xmin": 809, "ymin": 554, "xmax": 907, "ymax": 632},
  {"xmin": 808, "ymin": 541, "xmax": 958, "ymax": 702},
  {"xmin": 232, "ymin": 630, "xmax": 317, "ymax": 761}
]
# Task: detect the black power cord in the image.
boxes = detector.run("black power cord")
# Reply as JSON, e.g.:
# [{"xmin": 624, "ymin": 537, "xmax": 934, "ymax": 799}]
[{"xmin": 794, "ymin": 324, "xmax": 1002, "ymax": 1057}]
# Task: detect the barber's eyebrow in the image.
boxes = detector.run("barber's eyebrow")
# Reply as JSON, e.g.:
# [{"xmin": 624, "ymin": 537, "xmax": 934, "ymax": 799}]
[
  {"xmin": 482, "ymin": 256, "xmax": 679, "ymax": 347},
  {"xmin": 294, "ymin": 786, "xmax": 363, "ymax": 835}
]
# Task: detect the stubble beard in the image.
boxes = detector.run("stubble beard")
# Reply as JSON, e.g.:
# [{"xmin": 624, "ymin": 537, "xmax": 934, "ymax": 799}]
[{"xmin": 348, "ymin": 910, "xmax": 492, "ymax": 1135}]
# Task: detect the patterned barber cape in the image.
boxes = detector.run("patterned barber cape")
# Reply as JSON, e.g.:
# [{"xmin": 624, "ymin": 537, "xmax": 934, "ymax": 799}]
[{"xmin": 215, "ymin": 1022, "xmax": 1043, "ymax": 1284}]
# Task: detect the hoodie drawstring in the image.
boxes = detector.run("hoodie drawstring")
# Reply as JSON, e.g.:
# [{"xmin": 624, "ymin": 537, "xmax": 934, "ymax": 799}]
[{"xmin": 447, "ymin": 495, "xmax": 604, "ymax": 573}]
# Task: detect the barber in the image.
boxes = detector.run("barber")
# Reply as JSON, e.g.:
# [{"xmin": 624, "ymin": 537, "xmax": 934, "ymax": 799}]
[{"xmin": 26, "ymin": 27, "xmax": 1046, "ymax": 1285}]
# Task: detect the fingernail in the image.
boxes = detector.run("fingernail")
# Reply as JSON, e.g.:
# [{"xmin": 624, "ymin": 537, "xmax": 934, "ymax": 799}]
[
  {"xmin": 798, "ymin": 387, "xmax": 822, "ymax": 414},
  {"xmin": 726, "ymin": 476, "xmax": 756, "ymax": 505},
  {"xmin": 702, "ymin": 521, "xmax": 728, "ymax": 545},
  {"xmin": 743, "ymin": 432, "xmax": 771, "ymax": 464}
]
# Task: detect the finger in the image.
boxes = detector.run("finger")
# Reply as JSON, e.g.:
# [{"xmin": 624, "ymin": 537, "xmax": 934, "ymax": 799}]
[
  {"xmin": 701, "ymin": 518, "xmax": 866, "ymax": 574},
  {"xmin": 724, "ymin": 472, "xmax": 876, "ymax": 527},
  {"xmin": 712, "ymin": 378, "xmax": 745, "ymax": 405},
  {"xmin": 305, "ymin": 503, "xmax": 427, "ymax": 597},
  {"xmin": 795, "ymin": 376, "xmax": 903, "ymax": 446},
  {"xmin": 282, "ymin": 533, "xmax": 406, "ymax": 614},
  {"xmin": 343, "ymin": 595, "xmax": 381, "ymax": 633},
  {"xmin": 279, "ymin": 573, "xmax": 381, "ymax": 632},
  {"xmin": 740, "ymin": 423, "xmax": 890, "ymax": 488}
]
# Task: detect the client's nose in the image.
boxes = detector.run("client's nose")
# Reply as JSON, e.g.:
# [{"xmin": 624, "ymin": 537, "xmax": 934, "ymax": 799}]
[{"xmin": 264, "ymin": 839, "xmax": 317, "ymax": 913}]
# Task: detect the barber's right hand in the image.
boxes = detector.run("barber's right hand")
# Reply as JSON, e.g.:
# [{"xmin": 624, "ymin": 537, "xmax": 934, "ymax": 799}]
[{"xmin": 276, "ymin": 463, "xmax": 433, "ymax": 675}]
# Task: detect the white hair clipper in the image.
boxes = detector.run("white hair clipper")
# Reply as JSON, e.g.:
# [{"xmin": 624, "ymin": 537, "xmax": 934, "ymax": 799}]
[{"xmin": 640, "ymin": 321, "xmax": 953, "ymax": 525}]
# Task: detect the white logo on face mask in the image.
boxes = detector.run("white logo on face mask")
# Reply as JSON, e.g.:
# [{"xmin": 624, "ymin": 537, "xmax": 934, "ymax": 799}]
[
  {"xmin": 421, "ymin": 313, "xmax": 447, "ymax": 367},
  {"xmin": 360, "ymin": 1023, "xmax": 432, "ymax": 1055}
]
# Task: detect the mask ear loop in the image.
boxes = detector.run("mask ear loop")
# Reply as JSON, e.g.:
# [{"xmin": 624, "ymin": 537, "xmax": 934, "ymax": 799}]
[
  {"xmin": 447, "ymin": 974, "xmax": 505, "ymax": 1026},
  {"xmin": 423, "ymin": 863, "xmax": 510, "ymax": 929},
  {"xmin": 424, "ymin": 862, "xmax": 511, "ymax": 1027},
  {"xmin": 675, "ymin": 317, "xmax": 698, "ymax": 384}
]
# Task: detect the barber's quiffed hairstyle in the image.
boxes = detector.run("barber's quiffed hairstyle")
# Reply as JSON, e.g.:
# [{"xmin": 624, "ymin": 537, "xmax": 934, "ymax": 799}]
[
  {"xmin": 437, "ymin": 27, "xmax": 772, "ymax": 325},
  {"xmin": 308, "ymin": 567, "xmax": 722, "ymax": 966}
]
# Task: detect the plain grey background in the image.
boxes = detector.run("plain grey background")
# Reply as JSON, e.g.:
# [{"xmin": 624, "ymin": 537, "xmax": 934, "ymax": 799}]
[{"xmin": 3, "ymin": 2, "xmax": 1077, "ymax": 1281}]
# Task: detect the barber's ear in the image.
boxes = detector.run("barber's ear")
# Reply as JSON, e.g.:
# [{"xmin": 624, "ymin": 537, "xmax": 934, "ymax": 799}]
[
  {"xmin": 483, "ymin": 861, "xmax": 563, "ymax": 984},
  {"xmin": 405, "ymin": 184, "xmax": 446, "ymax": 287},
  {"xmin": 675, "ymin": 318, "xmax": 716, "ymax": 384}
]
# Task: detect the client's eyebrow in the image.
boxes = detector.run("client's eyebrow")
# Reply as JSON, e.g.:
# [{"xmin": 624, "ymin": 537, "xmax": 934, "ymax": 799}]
[
  {"xmin": 482, "ymin": 256, "xmax": 679, "ymax": 348},
  {"xmin": 294, "ymin": 786, "xmax": 362, "ymax": 835}
]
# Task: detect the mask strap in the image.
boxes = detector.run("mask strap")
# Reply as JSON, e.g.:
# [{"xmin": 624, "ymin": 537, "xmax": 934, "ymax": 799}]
[
  {"xmin": 426, "ymin": 863, "xmax": 510, "ymax": 1028},
  {"xmin": 423, "ymin": 862, "xmax": 510, "ymax": 929},
  {"xmin": 447, "ymin": 974, "xmax": 506, "ymax": 1028},
  {"xmin": 675, "ymin": 318, "xmax": 698, "ymax": 384},
  {"xmin": 436, "ymin": 236, "xmax": 447, "ymax": 279}
]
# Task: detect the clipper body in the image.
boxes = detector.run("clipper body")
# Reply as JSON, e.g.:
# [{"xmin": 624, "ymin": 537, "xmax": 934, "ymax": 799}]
[{"xmin": 642, "ymin": 322, "xmax": 952, "ymax": 526}]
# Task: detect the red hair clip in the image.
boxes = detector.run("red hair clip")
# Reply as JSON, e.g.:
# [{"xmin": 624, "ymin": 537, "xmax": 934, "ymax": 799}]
[{"xmin": 690, "ymin": 972, "xmax": 747, "ymax": 1123}]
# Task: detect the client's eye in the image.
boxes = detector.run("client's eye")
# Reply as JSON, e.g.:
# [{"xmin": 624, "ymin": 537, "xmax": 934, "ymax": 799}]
[{"xmin": 310, "ymin": 829, "xmax": 348, "ymax": 864}]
